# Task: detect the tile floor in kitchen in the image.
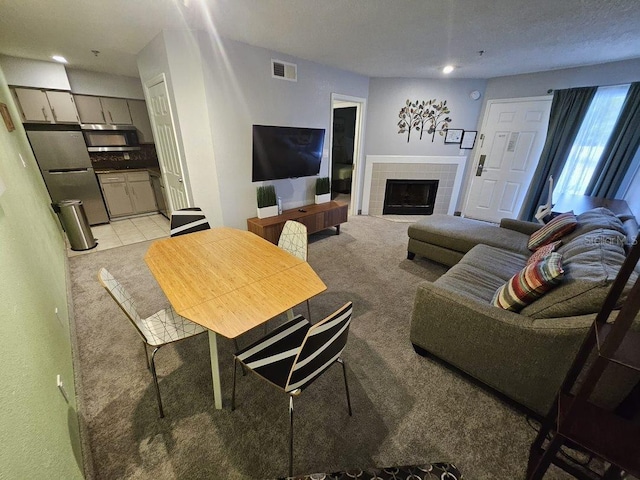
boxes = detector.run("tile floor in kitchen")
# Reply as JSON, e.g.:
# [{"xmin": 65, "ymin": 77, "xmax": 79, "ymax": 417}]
[{"xmin": 67, "ymin": 213, "xmax": 170, "ymax": 257}]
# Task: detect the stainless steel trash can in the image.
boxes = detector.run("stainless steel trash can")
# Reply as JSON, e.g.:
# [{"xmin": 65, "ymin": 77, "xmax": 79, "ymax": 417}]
[{"xmin": 53, "ymin": 200, "xmax": 97, "ymax": 251}]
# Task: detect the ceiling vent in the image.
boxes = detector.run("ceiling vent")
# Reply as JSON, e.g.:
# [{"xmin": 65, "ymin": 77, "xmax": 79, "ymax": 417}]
[{"xmin": 272, "ymin": 59, "xmax": 297, "ymax": 82}]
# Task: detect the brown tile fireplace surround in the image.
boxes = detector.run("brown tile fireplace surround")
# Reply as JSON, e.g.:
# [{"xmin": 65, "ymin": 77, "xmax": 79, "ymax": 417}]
[{"xmin": 362, "ymin": 155, "xmax": 467, "ymax": 216}]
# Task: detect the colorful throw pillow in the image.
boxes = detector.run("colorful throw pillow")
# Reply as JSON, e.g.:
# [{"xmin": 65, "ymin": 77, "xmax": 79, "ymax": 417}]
[
  {"xmin": 492, "ymin": 252, "xmax": 564, "ymax": 312},
  {"xmin": 526, "ymin": 240, "xmax": 562, "ymax": 266},
  {"xmin": 528, "ymin": 212, "xmax": 577, "ymax": 251}
]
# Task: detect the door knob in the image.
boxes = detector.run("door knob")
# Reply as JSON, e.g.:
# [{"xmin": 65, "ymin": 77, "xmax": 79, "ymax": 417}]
[{"xmin": 178, "ymin": 178, "xmax": 183, "ymax": 183}]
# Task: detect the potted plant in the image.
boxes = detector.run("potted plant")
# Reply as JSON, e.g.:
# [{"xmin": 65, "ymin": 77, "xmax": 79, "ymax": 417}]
[
  {"xmin": 256, "ymin": 185, "xmax": 278, "ymax": 219},
  {"xmin": 315, "ymin": 177, "xmax": 331, "ymax": 204}
]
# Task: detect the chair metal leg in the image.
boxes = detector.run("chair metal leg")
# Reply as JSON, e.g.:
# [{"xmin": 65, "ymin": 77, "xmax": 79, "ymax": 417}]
[
  {"xmin": 306, "ymin": 300, "xmax": 312, "ymax": 323},
  {"xmin": 142, "ymin": 342, "xmax": 150, "ymax": 369},
  {"xmin": 233, "ymin": 339, "xmax": 247, "ymax": 376},
  {"xmin": 150, "ymin": 346, "xmax": 164, "ymax": 418},
  {"xmin": 337, "ymin": 357, "xmax": 352, "ymax": 416},
  {"xmin": 231, "ymin": 357, "xmax": 238, "ymax": 411},
  {"xmin": 289, "ymin": 395, "xmax": 295, "ymax": 478}
]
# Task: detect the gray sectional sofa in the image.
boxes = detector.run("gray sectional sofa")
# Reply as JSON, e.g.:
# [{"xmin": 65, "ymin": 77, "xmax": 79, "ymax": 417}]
[{"xmin": 408, "ymin": 208, "xmax": 640, "ymax": 415}]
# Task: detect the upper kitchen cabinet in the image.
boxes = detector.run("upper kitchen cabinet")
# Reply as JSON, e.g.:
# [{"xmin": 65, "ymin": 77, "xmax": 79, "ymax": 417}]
[
  {"xmin": 12, "ymin": 87, "xmax": 79, "ymax": 123},
  {"xmin": 74, "ymin": 95, "xmax": 132, "ymax": 125},
  {"xmin": 74, "ymin": 95, "xmax": 105, "ymax": 123},
  {"xmin": 127, "ymin": 100, "xmax": 154, "ymax": 143},
  {"xmin": 101, "ymin": 97, "xmax": 132, "ymax": 124}
]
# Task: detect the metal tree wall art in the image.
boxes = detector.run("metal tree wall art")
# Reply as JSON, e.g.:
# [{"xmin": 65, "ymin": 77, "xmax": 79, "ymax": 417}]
[{"xmin": 397, "ymin": 99, "xmax": 453, "ymax": 142}]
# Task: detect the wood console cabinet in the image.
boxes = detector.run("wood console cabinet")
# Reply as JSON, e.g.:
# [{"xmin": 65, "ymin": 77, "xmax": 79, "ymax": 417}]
[{"xmin": 247, "ymin": 201, "xmax": 348, "ymax": 244}]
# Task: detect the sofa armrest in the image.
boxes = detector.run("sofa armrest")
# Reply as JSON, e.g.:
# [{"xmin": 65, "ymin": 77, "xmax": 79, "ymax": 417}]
[
  {"xmin": 500, "ymin": 218, "xmax": 541, "ymax": 236},
  {"xmin": 409, "ymin": 281, "xmax": 591, "ymax": 414}
]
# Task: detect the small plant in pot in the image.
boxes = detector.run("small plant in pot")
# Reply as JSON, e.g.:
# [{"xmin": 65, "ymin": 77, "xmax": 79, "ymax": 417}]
[
  {"xmin": 315, "ymin": 177, "xmax": 331, "ymax": 204},
  {"xmin": 256, "ymin": 185, "xmax": 278, "ymax": 219}
]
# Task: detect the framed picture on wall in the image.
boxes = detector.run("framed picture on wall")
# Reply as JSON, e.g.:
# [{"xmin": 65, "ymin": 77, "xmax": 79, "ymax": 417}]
[
  {"xmin": 460, "ymin": 130, "xmax": 478, "ymax": 149},
  {"xmin": 444, "ymin": 128, "xmax": 463, "ymax": 144}
]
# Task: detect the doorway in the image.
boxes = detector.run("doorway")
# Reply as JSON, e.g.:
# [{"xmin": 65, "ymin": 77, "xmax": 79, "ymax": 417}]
[
  {"xmin": 463, "ymin": 97, "xmax": 552, "ymax": 223},
  {"xmin": 144, "ymin": 73, "xmax": 190, "ymax": 214},
  {"xmin": 330, "ymin": 94, "xmax": 366, "ymax": 216}
]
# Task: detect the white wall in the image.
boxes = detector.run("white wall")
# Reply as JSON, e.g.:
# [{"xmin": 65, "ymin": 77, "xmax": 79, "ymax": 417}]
[
  {"xmin": 197, "ymin": 34, "xmax": 370, "ymax": 227},
  {"xmin": 66, "ymin": 68, "xmax": 144, "ymax": 99},
  {"xmin": 0, "ymin": 55, "xmax": 70, "ymax": 90}
]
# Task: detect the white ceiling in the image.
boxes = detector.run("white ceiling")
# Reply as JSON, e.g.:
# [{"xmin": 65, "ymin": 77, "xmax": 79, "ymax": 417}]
[{"xmin": 1, "ymin": 0, "xmax": 640, "ymax": 80}]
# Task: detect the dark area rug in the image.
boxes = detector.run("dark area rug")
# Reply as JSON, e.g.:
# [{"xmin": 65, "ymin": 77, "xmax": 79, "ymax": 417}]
[
  {"xmin": 68, "ymin": 215, "xmax": 573, "ymax": 479},
  {"xmin": 286, "ymin": 462, "xmax": 462, "ymax": 479}
]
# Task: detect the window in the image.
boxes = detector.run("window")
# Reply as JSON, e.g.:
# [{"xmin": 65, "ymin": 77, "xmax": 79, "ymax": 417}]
[{"xmin": 553, "ymin": 84, "xmax": 630, "ymax": 197}]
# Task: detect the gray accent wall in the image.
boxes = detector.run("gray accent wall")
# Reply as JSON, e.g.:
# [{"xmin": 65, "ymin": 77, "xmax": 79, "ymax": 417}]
[
  {"xmin": 198, "ymin": 35, "xmax": 370, "ymax": 227},
  {"xmin": 365, "ymin": 77, "xmax": 487, "ymax": 157},
  {"xmin": 457, "ymin": 58, "xmax": 640, "ymax": 213},
  {"xmin": 139, "ymin": 31, "xmax": 369, "ymax": 228}
]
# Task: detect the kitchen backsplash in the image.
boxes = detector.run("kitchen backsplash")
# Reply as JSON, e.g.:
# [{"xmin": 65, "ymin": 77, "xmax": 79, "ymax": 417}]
[{"xmin": 90, "ymin": 144, "xmax": 160, "ymax": 170}]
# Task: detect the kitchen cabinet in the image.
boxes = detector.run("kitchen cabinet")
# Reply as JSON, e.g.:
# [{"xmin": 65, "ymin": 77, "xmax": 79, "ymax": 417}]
[
  {"xmin": 127, "ymin": 99, "xmax": 154, "ymax": 143},
  {"xmin": 101, "ymin": 97, "xmax": 132, "ymax": 124},
  {"xmin": 74, "ymin": 95, "xmax": 105, "ymax": 124},
  {"xmin": 13, "ymin": 87, "xmax": 79, "ymax": 123},
  {"xmin": 127, "ymin": 171, "xmax": 157, "ymax": 213},
  {"xmin": 149, "ymin": 171, "xmax": 168, "ymax": 217},
  {"xmin": 98, "ymin": 170, "xmax": 157, "ymax": 218},
  {"xmin": 74, "ymin": 95, "xmax": 132, "ymax": 125}
]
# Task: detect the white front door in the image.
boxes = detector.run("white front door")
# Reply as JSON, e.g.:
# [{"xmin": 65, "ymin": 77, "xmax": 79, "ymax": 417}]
[
  {"xmin": 146, "ymin": 76, "xmax": 189, "ymax": 213},
  {"xmin": 464, "ymin": 97, "xmax": 552, "ymax": 223}
]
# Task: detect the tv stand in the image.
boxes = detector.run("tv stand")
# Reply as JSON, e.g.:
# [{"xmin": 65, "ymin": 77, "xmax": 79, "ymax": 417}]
[{"xmin": 247, "ymin": 201, "xmax": 348, "ymax": 244}]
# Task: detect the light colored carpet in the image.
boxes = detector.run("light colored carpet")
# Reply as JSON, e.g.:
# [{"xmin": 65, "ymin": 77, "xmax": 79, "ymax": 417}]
[{"xmin": 69, "ymin": 215, "xmax": 572, "ymax": 479}]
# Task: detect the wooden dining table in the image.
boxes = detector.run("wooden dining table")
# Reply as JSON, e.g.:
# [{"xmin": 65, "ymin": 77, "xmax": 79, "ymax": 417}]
[{"xmin": 144, "ymin": 227, "xmax": 327, "ymax": 409}]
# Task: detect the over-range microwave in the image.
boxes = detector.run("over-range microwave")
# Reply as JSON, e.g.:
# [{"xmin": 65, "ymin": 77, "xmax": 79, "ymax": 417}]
[{"xmin": 81, "ymin": 124, "xmax": 140, "ymax": 152}]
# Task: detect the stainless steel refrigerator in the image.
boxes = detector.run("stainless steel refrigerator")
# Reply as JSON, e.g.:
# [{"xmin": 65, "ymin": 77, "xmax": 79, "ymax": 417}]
[{"xmin": 26, "ymin": 126, "xmax": 109, "ymax": 225}]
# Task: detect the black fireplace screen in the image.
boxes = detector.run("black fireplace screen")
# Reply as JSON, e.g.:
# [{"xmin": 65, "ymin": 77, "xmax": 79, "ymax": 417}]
[{"xmin": 383, "ymin": 179, "xmax": 439, "ymax": 215}]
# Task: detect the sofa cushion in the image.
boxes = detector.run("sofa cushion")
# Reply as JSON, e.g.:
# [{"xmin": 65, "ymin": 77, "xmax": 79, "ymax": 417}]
[
  {"xmin": 493, "ymin": 253, "xmax": 565, "ymax": 312},
  {"xmin": 526, "ymin": 240, "xmax": 562, "ymax": 266},
  {"xmin": 528, "ymin": 211, "xmax": 577, "ymax": 251},
  {"xmin": 562, "ymin": 207, "xmax": 626, "ymax": 244},
  {"xmin": 408, "ymin": 214, "xmax": 530, "ymax": 255},
  {"xmin": 434, "ymin": 244, "xmax": 527, "ymax": 303},
  {"xmin": 521, "ymin": 228, "xmax": 632, "ymax": 318}
]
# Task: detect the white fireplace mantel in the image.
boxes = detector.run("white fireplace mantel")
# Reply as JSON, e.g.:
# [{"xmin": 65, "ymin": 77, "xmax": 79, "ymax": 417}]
[{"xmin": 362, "ymin": 155, "xmax": 467, "ymax": 215}]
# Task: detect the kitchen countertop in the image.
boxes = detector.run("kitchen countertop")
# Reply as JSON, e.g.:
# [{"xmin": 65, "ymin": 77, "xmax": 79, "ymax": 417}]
[{"xmin": 95, "ymin": 167, "xmax": 160, "ymax": 175}]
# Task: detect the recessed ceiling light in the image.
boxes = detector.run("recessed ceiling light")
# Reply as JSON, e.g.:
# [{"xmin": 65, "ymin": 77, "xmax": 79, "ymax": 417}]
[
  {"xmin": 442, "ymin": 65, "xmax": 455, "ymax": 74},
  {"xmin": 52, "ymin": 55, "xmax": 68, "ymax": 64}
]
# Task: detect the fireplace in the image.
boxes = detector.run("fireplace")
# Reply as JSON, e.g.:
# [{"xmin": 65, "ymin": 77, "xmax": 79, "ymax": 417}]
[{"xmin": 383, "ymin": 179, "xmax": 439, "ymax": 215}]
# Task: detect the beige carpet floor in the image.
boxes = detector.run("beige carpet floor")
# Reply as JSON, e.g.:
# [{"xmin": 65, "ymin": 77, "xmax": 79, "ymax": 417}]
[{"xmin": 68, "ymin": 215, "xmax": 574, "ymax": 479}]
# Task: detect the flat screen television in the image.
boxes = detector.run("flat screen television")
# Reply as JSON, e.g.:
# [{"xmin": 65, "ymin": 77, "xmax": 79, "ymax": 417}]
[{"xmin": 252, "ymin": 125, "xmax": 325, "ymax": 182}]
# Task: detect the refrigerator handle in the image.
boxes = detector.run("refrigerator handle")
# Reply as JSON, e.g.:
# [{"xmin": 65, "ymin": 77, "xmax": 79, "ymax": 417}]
[{"xmin": 47, "ymin": 169, "xmax": 91, "ymax": 174}]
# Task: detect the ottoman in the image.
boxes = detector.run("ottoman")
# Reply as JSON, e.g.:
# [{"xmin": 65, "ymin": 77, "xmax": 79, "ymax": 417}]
[{"xmin": 407, "ymin": 214, "xmax": 532, "ymax": 266}]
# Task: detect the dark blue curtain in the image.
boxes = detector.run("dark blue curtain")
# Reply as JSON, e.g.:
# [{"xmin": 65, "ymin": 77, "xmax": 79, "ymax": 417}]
[
  {"xmin": 520, "ymin": 87, "xmax": 597, "ymax": 221},
  {"xmin": 586, "ymin": 82, "xmax": 640, "ymax": 198}
]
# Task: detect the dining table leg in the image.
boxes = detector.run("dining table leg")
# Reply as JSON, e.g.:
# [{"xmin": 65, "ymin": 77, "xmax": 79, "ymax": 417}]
[{"xmin": 208, "ymin": 330, "xmax": 223, "ymax": 409}]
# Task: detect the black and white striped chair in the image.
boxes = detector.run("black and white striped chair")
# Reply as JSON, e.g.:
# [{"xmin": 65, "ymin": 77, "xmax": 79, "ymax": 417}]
[
  {"xmin": 232, "ymin": 302, "xmax": 354, "ymax": 477},
  {"xmin": 169, "ymin": 207, "xmax": 210, "ymax": 237}
]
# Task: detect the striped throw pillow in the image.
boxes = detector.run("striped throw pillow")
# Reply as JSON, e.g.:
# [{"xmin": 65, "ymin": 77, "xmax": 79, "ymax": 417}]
[
  {"xmin": 492, "ymin": 252, "xmax": 564, "ymax": 312},
  {"xmin": 526, "ymin": 240, "xmax": 562, "ymax": 266},
  {"xmin": 528, "ymin": 212, "xmax": 577, "ymax": 251}
]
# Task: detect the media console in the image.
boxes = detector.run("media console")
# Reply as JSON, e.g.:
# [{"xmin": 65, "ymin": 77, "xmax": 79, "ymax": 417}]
[{"xmin": 247, "ymin": 201, "xmax": 348, "ymax": 244}]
